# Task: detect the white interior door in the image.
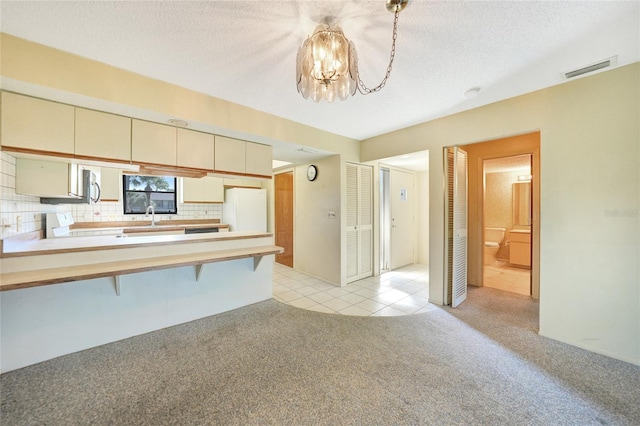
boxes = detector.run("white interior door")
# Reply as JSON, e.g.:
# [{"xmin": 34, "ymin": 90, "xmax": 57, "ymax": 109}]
[
  {"xmin": 346, "ymin": 163, "xmax": 373, "ymax": 283},
  {"xmin": 450, "ymin": 147, "xmax": 468, "ymax": 307},
  {"xmin": 390, "ymin": 168, "xmax": 414, "ymax": 270}
]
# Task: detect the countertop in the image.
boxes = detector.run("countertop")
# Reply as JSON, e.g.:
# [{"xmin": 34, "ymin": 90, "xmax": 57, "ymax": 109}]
[
  {"xmin": 509, "ymin": 229, "xmax": 531, "ymax": 234},
  {"xmin": 1, "ymin": 231, "xmax": 271, "ymax": 258},
  {"xmin": 69, "ymin": 219, "xmax": 229, "ymax": 235}
]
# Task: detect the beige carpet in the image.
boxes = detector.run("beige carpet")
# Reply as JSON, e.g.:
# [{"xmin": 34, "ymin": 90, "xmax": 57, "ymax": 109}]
[{"xmin": 1, "ymin": 287, "xmax": 639, "ymax": 425}]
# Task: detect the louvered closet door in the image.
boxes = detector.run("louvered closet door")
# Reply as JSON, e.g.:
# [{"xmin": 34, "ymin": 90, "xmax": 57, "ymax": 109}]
[
  {"xmin": 451, "ymin": 147, "xmax": 468, "ymax": 307},
  {"xmin": 346, "ymin": 163, "xmax": 373, "ymax": 283},
  {"xmin": 358, "ymin": 165, "xmax": 373, "ymax": 278}
]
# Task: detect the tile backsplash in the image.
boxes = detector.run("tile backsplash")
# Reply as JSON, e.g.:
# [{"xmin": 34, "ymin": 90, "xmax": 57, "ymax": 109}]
[
  {"xmin": 1, "ymin": 152, "xmax": 60, "ymax": 238},
  {"xmin": 69, "ymin": 201, "xmax": 222, "ymax": 223},
  {"xmin": 0, "ymin": 152, "xmax": 222, "ymax": 239}
]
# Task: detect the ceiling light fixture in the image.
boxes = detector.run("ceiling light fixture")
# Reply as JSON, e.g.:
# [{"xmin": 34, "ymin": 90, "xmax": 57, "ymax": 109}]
[
  {"xmin": 464, "ymin": 87, "xmax": 481, "ymax": 98},
  {"xmin": 296, "ymin": 0, "xmax": 409, "ymax": 103},
  {"xmin": 168, "ymin": 119, "xmax": 189, "ymax": 127}
]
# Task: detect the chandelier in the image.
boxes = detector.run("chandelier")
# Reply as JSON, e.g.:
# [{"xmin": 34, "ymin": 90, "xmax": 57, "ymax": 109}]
[{"xmin": 296, "ymin": 0, "xmax": 409, "ymax": 103}]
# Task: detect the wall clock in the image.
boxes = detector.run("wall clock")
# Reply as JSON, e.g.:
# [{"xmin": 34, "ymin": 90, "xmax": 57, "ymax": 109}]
[{"xmin": 307, "ymin": 165, "xmax": 318, "ymax": 181}]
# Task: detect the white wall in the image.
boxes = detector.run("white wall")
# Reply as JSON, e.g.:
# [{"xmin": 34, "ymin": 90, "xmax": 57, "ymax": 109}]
[
  {"xmin": 361, "ymin": 63, "xmax": 640, "ymax": 365},
  {"xmin": 0, "ymin": 256, "xmax": 275, "ymax": 372}
]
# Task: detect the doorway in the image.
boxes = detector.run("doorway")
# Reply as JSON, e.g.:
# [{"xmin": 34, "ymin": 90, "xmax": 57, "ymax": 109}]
[
  {"xmin": 274, "ymin": 171, "xmax": 293, "ymax": 267},
  {"xmin": 461, "ymin": 131, "xmax": 540, "ymax": 301},
  {"xmin": 482, "ymin": 154, "xmax": 532, "ymax": 296},
  {"xmin": 379, "ymin": 166, "xmax": 416, "ymax": 272}
]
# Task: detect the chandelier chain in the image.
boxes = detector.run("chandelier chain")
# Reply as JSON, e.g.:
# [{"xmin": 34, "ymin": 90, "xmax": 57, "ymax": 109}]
[{"xmin": 356, "ymin": 7, "xmax": 401, "ymax": 95}]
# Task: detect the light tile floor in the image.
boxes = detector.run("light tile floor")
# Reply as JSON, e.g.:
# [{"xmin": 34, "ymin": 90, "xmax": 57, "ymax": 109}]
[
  {"xmin": 484, "ymin": 261, "xmax": 531, "ymax": 295},
  {"xmin": 273, "ymin": 263, "xmax": 436, "ymax": 316}
]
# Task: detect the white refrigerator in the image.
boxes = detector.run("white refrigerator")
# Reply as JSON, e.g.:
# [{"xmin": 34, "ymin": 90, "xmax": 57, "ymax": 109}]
[{"xmin": 222, "ymin": 188, "xmax": 267, "ymax": 232}]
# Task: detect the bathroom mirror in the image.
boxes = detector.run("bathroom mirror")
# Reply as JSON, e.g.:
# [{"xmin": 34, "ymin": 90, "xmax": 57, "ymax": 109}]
[{"xmin": 512, "ymin": 182, "xmax": 531, "ymax": 226}]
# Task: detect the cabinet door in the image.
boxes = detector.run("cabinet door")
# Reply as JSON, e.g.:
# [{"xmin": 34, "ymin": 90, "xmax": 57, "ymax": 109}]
[
  {"xmin": 75, "ymin": 108, "xmax": 131, "ymax": 162},
  {"xmin": 183, "ymin": 177, "xmax": 224, "ymax": 203},
  {"xmin": 1, "ymin": 92, "xmax": 75, "ymax": 155},
  {"xmin": 131, "ymin": 120, "xmax": 177, "ymax": 166},
  {"xmin": 214, "ymin": 136, "xmax": 245, "ymax": 174},
  {"xmin": 182, "ymin": 177, "xmax": 205, "ymax": 203},
  {"xmin": 203, "ymin": 177, "xmax": 224, "ymax": 202},
  {"xmin": 100, "ymin": 167, "xmax": 122, "ymax": 201},
  {"xmin": 176, "ymin": 128, "xmax": 215, "ymax": 171},
  {"xmin": 245, "ymin": 142, "xmax": 272, "ymax": 177},
  {"xmin": 15, "ymin": 158, "xmax": 72, "ymax": 197},
  {"xmin": 509, "ymin": 232, "xmax": 531, "ymax": 267}
]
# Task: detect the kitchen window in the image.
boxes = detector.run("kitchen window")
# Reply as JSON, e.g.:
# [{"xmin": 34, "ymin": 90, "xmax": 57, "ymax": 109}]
[{"xmin": 123, "ymin": 175, "xmax": 177, "ymax": 214}]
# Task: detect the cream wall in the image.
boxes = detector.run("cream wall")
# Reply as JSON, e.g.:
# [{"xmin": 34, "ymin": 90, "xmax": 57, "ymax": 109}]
[
  {"xmin": 416, "ymin": 171, "xmax": 429, "ymax": 265},
  {"xmin": 361, "ymin": 63, "xmax": 640, "ymax": 365},
  {"xmin": 0, "ymin": 33, "xmax": 360, "ymax": 161},
  {"xmin": 294, "ymin": 155, "xmax": 342, "ymax": 285}
]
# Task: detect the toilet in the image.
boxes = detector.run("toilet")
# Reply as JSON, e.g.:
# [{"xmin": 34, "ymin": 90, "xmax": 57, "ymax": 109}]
[{"xmin": 484, "ymin": 227, "xmax": 505, "ymax": 265}]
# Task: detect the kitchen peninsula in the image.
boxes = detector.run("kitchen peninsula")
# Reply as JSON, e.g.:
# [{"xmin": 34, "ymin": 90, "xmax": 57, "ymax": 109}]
[{"xmin": 0, "ymin": 231, "xmax": 282, "ymax": 372}]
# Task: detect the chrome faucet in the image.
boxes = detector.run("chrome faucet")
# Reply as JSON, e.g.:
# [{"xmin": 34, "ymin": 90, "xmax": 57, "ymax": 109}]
[{"xmin": 145, "ymin": 205, "xmax": 156, "ymax": 227}]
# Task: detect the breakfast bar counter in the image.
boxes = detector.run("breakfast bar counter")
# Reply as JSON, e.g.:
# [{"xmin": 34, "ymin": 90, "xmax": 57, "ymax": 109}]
[
  {"xmin": 0, "ymin": 231, "xmax": 283, "ymax": 372},
  {"xmin": 1, "ymin": 230, "xmax": 270, "ymax": 258}
]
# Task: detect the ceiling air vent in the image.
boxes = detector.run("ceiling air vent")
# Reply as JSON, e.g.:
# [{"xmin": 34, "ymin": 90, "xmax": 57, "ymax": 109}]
[{"xmin": 563, "ymin": 56, "xmax": 617, "ymax": 79}]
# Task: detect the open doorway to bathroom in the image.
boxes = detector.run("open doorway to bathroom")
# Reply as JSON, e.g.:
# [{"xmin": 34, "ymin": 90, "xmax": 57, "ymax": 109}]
[{"xmin": 482, "ymin": 155, "xmax": 532, "ymax": 295}]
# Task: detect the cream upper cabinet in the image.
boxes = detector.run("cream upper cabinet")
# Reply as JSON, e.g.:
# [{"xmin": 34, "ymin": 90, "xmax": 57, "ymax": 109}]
[
  {"xmin": 75, "ymin": 108, "xmax": 131, "ymax": 162},
  {"xmin": 182, "ymin": 176, "xmax": 223, "ymax": 203},
  {"xmin": 15, "ymin": 158, "xmax": 75, "ymax": 197},
  {"xmin": 182, "ymin": 177, "xmax": 204, "ymax": 202},
  {"xmin": 214, "ymin": 136, "xmax": 245, "ymax": 174},
  {"xmin": 176, "ymin": 128, "xmax": 215, "ymax": 171},
  {"xmin": 203, "ymin": 177, "xmax": 224, "ymax": 202},
  {"xmin": 245, "ymin": 142, "xmax": 272, "ymax": 177},
  {"xmin": 1, "ymin": 92, "xmax": 75, "ymax": 155},
  {"xmin": 131, "ymin": 119, "xmax": 177, "ymax": 166},
  {"xmin": 100, "ymin": 167, "xmax": 122, "ymax": 201}
]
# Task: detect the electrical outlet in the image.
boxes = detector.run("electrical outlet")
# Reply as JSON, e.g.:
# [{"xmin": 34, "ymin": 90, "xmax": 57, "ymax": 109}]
[{"xmin": 16, "ymin": 215, "xmax": 22, "ymax": 232}]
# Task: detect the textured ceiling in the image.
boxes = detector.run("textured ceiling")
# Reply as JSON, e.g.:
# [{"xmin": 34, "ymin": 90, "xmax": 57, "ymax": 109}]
[{"xmin": 1, "ymin": 1, "xmax": 638, "ymax": 165}]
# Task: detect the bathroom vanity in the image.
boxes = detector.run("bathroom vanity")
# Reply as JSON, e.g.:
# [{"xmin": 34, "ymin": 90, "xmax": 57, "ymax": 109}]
[{"xmin": 509, "ymin": 229, "xmax": 531, "ymax": 268}]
